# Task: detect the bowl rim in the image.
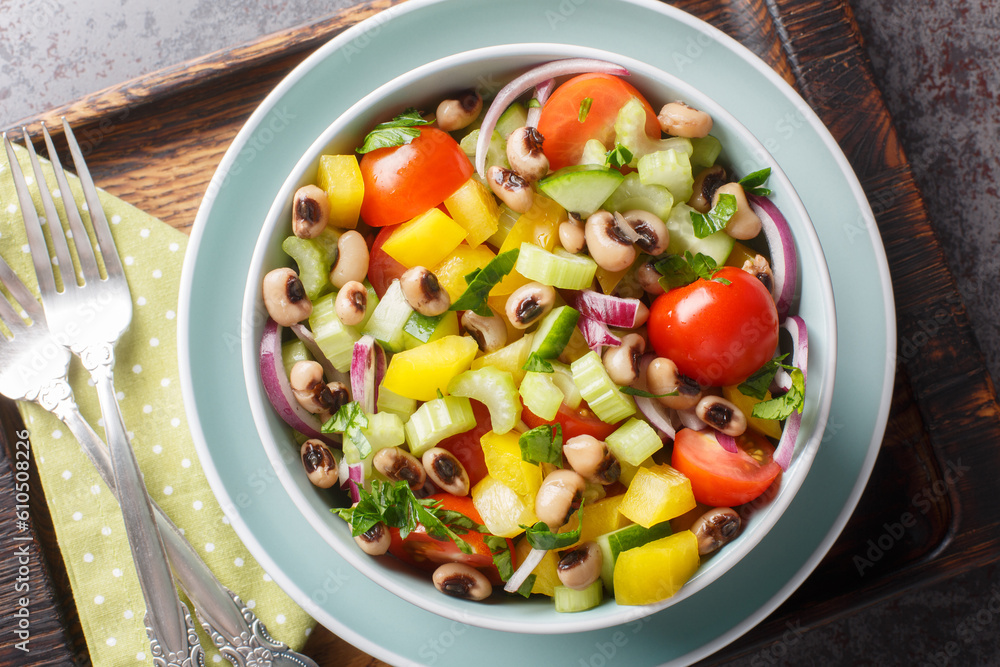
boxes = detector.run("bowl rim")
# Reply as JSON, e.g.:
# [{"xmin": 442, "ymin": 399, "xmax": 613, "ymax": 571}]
[{"xmin": 240, "ymin": 42, "xmax": 837, "ymax": 634}]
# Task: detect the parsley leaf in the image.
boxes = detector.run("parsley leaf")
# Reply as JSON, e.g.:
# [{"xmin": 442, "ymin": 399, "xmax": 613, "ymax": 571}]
[
  {"xmin": 578, "ymin": 97, "xmax": 593, "ymax": 122},
  {"xmin": 356, "ymin": 108, "xmax": 432, "ymax": 154},
  {"xmin": 522, "ymin": 506, "xmax": 583, "ymax": 550},
  {"xmin": 449, "ymin": 248, "xmax": 519, "ymax": 316},
  {"xmin": 737, "ymin": 354, "xmax": 790, "ymax": 400},
  {"xmin": 527, "ymin": 98, "xmax": 542, "ymax": 109},
  {"xmin": 522, "ymin": 352, "xmax": 554, "ymax": 373},
  {"xmin": 484, "ymin": 535, "xmax": 514, "ymax": 581},
  {"xmin": 515, "ymin": 574, "xmax": 536, "ymax": 598},
  {"xmin": 519, "ymin": 424, "xmax": 563, "ymax": 466},
  {"xmin": 653, "ymin": 251, "xmax": 729, "ymax": 289},
  {"xmin": 619, "ymin": 386, "xmax": 679, "ymax": 398},
  {"xmin": 690, "ymin": 192, "xmax": 737, "ymax": 238},
  {"xmin": 605, "ymin": 143, "xmax": 633, "ymax": 169},
  {"xmin": 738, "ymin": 167, "xmax": 772, "ymax": 197},
  {"xmin": 751, "ymin": 367, "xmax": 805, "ymax": 420},
  {"xmin": 323, "ymin": 401, "xmax": 372, "ymax": 459}
]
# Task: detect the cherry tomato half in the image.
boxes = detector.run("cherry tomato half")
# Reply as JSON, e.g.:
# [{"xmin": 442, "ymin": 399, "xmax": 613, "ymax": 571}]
[
  {"xmin": 536, "ymin": 73, "xmax": 661, "ymax": 172},
  {"xmin": 671, "ymin": 428, "xmax": 781, "ymax": 507},
  {"xmin": 387, "ymin": 493, "xmax": 513, "ymax": 585},
  {"xmin": 648, "ymin": 267, "xmax": 779, "ymax": 387},
  {"xmin": 367, "ymin": 224, "xmax": 407, "ymax": 298},
  {"xmin": 522, "ymin": 401, "xmax": 621, "ymax": 441},
  {"xmin": 359, "ymin": 127, "xmax": 473, "ymax": 227},
  {"xmin": 437, "ymin": 400, "xmax": 491, "ymax": 488}
]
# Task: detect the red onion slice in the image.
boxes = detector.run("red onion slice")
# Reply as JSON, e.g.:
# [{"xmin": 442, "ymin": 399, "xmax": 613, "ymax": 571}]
[
  {"xmin": 714, "ymin": 431, "xmax": 739, "ymax": 454},
  {"xmin": 573, "ymin": 289, "xmax": 645, "ymax": 328},
  {"xmin": 351, "ymin": 335, "xmax": 386, "ymax": 414},
  {"xmin": 577, "ymin": 315, "xmax": 622, "ymax": 352},
  {"xmin": 633, "ymin": 352, "xmax": 676, "ymax": 440},
  {"xmin": 340, "ymin": 461, "xmax": 364, "ymax": 504},
  {"xmin": 475, "ymin": 58, "xmax": 630, "ymax": 177},
  {"xmin": 504, "ymin": 546, "xmax": 547, "ymax": 594},
  {"xmin": 772, "ymin": 315, "xmax": 808, "ymax": 470},
  {"xmin": 748, "ymin": 194, "xmax": 798, "ymax": 321},
  {"xmin": 259, "ymin": 318, "xmax": 328, "ymax": 439},
  {"xmin": 676, "ymin": 407, "xmax": 707, "ymax": 431}
]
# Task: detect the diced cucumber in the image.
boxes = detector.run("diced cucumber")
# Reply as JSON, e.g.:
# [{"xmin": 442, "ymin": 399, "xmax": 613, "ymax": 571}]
[
  {"xmin": 665, "ymin": 203, "xmax": 734, "ymax": 265},
  {"xmin": 602, "ymin": 172, "xmax": 674, "ymax": 221},
  {"xmin": 361, "ymin": 280, "xmax": 414, "ymax": 353},
  {"xmin": 570, "ymin": 352, "xmax": 636, "ymax": 424},
  {"xmin": 549, "ymin": 361, "xmax": 582, "ymax": 409},
  {"xmin": 308, "ymin": 293, "xmax": 359, "ymax": 373},
  {"xmin": 281, "ymin": 227, "xmax": 341, "ymax": 301},
  {"xmin": 404, "ymin": 395, "xmax": 476, "ymax": 456},
  {"xmin": 537, "ymin": 165, "xmax": 625, "ymax": 217},
  {"xmin": 554, "ymin": 580, "xmax": 604, "ymax": 613},
  {"xmin": 516, "ymin": 244, "xmax": 597, "ymax": 290},
  {"xmin": 690, "ymin": 135, "xmax": 722, "ymax": 169},
  {"xmin": 529, "ymin": 305, "xmax": 581, "ymax": 360},
  {"xmin": 637, "ymin": 149, "xmax": 694, "ymax": 203},
  {"xmin": 376, "ymin": 387, "xmax": 418, "ymax": 421},
  {"xmin": 495, "ymin": 101, "xmax": 528, "ymax": 140},
  {"xmin": 360, "ymin": 411, "xmax": 406, "ymax": 451},
  {"xmin": 460, "ymin": 128, "xmax": 508, "ymax": 171},
  {"xmin": 519, "ymin": 371, "xmax": 564, "ymax": 421},
  {"xmin": 281, "ymin": 339, "xmax": 313, "ymax": 376},
  {"xmin": 446, "ymin": 367, "xmax": 521, "ymax": 434},
  {"xmin": 596, "ymin": 521, "xmax": 673, "ymax": 593},
  {"xmin": 606, "ymin": 418, "xmax": 663, "ymax": 466}
]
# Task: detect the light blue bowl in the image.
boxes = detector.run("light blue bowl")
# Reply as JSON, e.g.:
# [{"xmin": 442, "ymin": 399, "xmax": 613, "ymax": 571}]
[{"xmin": 240, "ymin": 43, "xmax": 836, "ymax": 634}]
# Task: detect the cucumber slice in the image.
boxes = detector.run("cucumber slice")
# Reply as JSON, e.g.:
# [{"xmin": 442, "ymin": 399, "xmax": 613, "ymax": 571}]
[
  {"xmin": 516, "ymin": 244, "xmax": 598, "ymax": 290},
  {"xmin": 538, "ymin": 165, "xmax": 625, "ymax": 217},
  {"xmin": 596, "ymin": 521, "xmax": 673, "ymax": 593},
  {"xmin": 460, "ymin": 128, "xmax": 508, "ymax": 171},
  {"xmin": 361, "ymin": 280, "xmax": 414, "ymax": 353},
  {"xmin": 554, "ymin": 580, "xmax": 604, "ymax": 613},
  {"xmin": 665, "ymin": 203, "xmax": 734, "ymax": 265},
  {"xmin": 529, "ymin": 306, "xmax": 581, "ymax": 360},
  {"xmin": 495, "ymin": 101, "xmax": 528, "ymax": 139},
  {"xmin": 602, "ymin": 172, "xmax": 674, "ymax": 221}
]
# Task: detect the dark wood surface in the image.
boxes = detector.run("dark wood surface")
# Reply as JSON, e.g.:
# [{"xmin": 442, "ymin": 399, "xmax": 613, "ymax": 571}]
[{"xmin": 2, "ymin": 0, "xmax": 999, "ymax": 665}]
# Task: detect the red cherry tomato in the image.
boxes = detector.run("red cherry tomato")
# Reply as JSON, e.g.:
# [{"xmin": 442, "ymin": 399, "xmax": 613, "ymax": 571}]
[
  {"xmin": 522, "ymin": 401, "xmax": 621, "ymax": 441},
  {"xmin": 648, "ymin": 267, "xmax": 779, "ymax": 387},
  {"xmin": 536, "ymin": 73, "xmax": 661, "ymax": 172},
  {"xmin": 367, "ymin": 224, "xmax": 407, "ymax": 298},
  {"xmin": 671, "ymin": 428, "xmax": 781, "ymax": 506},
  {"xmin": 359, "ymin": 127, "xmax": 473, "ymax": 227},
  {"xmin": 436, "ymin": 400, "xmax": 491, "ymax": 488},
  {"xmin": 387, "ymin": 493, "xmax": 513, "ymax": 585}
]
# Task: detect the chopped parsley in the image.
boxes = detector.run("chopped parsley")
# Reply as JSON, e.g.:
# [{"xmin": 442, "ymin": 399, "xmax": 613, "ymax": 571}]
[
  {"xmin": 578, "ymin": 97, "xmax": 593, "ymax": 122},
  {"xmin": 605, "ymin": 143, "xmax": 633, "ymax": 169},
  {"xmin": 653, "ymin": 251, "xmax": 730, "ymax": 290},
  {"xmin": 738, "ymin": 167, "xmax": 772, "ymax": 197},
  {"xmin": 737, "ymin": 354, "xmax": 790, "ymax": 400},
  {"xmin": 356, "ymin": 108, "xmax": 432, "ymax": 154},
  {"xmin": 322, "ymin": 401, "xmax": 371, "ymax": 459},
  {"xmin": 521, "ymin": 506, "xmax": 584, "ymax": 550},
  {"xmin": 522, "ymin": 352, "xmax": 555, "ymax": 373},
  {"xmin": 751, "ymin": 367, "xmax": 805, "ymax": 420},
  {"xmin": 403, "ymin": 311, "xmax": 444, "ymax": 344},
  {"xmin": 449, "ymin": 248, "xmax": 519, "ymax": 316},
  {"xmin": 690, "ymin": 192, "xmax": 738, "ymax": 238},
  {"xmin": 519, "ymin": 424, "xmax": 563, "ymax": 467},
  {"xmin": 619, "ymin": 386, "xmax": 679, "ymax": 398}
]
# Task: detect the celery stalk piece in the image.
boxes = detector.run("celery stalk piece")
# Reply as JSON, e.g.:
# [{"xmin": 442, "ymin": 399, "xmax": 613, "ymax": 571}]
[
  {"xmin": 606, "ymin": 418, "xmax": 663, "ymax": 466},
  {"xmin": 554, "ymin": 580, "xmax": 604, "ymax": 613},
  {"xmin": 460, "ymin": 128, "xmax": 509, "ymax": 171},
  {"xmin": 519, "ymin": 371, "xmax": 565, "ymax": 421},
  {"xmin": 404, "ymin": 395, "xmax": 476, "ymax": 456},
  {"xmin": 549, "ymin": 361, "xmax": 582, "ymax": 409},
  {"xmin": 281, "ymin": 227, "xmax": 341, "ymax": 301},
  {"xmin": 690, "ymin": 135, "xmax": 722, "ymax": 168},
  {"xmin": 614, "ymin": 98, "xmax": 694, "ymax": 167},
  {"xmin": 362, "ymin": 280, "xmax": 414, "ymax": 353},
  {"xmin": 376, "ymin": 386, "xmax": 418, "ymax": 420},
  {"xmin": 637, "ymin": 149, "xmax": 694, "ymax": 203},
  {"xmin": 581, "ymin": 139, "xmax": 608, "ymax": 166},
  {"xmin": 446, "ymin": 367, "xmax": 521, "ymax": 434},
  {"xmin": 570, "ymin": 351, "xmax": 636, "ymax": 424},
  {"xmin": 664, "ymin": 203, "xmax": 734, "ymax": 266},
  {"xmin": 515, "ymin": 243, "xmax": 598, "ymax": 290},
  {"xmin": 281, "ymin": 339, "xmax": 314, "ymax": 376},
  {"xmin": 308, "ymin": 292, "xmax": 360, "ymax": 373}
]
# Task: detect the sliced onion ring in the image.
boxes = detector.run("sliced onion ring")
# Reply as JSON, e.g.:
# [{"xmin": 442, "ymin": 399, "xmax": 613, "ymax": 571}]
[
  {"xmin": 525, "ymin": 79, "xmax": 555, "ymax": 129},
  {"xmin": 475, "ymin": 58, "xmax": 630, "ymax": 177},
  {"xmin": 577, "ymin": 315, "xmax": 621, "ymax": 352},
  {"xmin": 714, "ymin": 431, "xmax": 739, "ymax": 454},
  {"xmin": 748, "ymin": 194, "xmax": 798, "ymax": 321},
  {"xmin": 573, "ymin": 289, "xmax": 645, "ymax": 328},
  {"xmin": 259, "ymin": 318, "xmax": 329, "ymax": 439},
  {"xmin": 504, "ymin": 547, "xmax": 547, "ymax": 594},
  {"xmin": 772, "ymin": 315, "xmax": 808, "ymax": 470},
  {"xmin": 351, "ymin": 335, "xmax": 386, "ymax": 414}
]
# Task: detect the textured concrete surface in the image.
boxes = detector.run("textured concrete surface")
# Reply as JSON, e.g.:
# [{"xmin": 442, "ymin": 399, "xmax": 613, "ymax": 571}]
[{"xmin": 1, "ymin": 0, "xmax": 998, "ymax": 665}]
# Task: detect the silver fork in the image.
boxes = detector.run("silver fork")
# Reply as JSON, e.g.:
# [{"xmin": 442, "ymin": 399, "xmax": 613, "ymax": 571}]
[{"xmin": 4, "ymin": 126, "xmax": 319, "ymax": 667}]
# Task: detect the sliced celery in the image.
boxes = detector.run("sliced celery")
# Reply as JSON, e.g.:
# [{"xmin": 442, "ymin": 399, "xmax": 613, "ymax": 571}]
[
  {"xmin": 690, "ymin": 135, "xmax": 722, "ymax": 169},
  {"xmin": 486, "ymin": 205, "xmax": 519, "ymax": 249},
  {"xmin": 308, "ymin": 292, "xmax": 359, "ymax": 373},
  {"xmin": 519, "ymin": 371, "xmax": 564, "ymax": 421},
  {"xmin": 446, "ymin": 367, "xmax": 521, "ymax": 434},
  {"xmin": 359, "ymin": 281, "xmax": 379, "ymax": 330},
  {"xmin": 580, "ymin": 138, "xmax": 608, "ymax": 166},
  {"xmin": 281, "ymin": 227, "xmax": 341, "ymax": 301},
  {"xmin": 637, "ymin": 149, "xmax": 694, "ymax": 203},
  {"xmin": 281, "ymin": 339, "xmax": 313, "ymax": 376},
  {"xmin": 376, "ymin": 387, "xmax": 418, "ymax": 420},
  {"xmin": 361, "ymin": 280, "xmax": 414, "ymax": 353},
  {"xmin": 471, "ymin": 332, "xmax": 535, "ymax": 385},
  {"xmin": 529, "ymin": 306, "xmax": 581, "ymax": 361},
  {"xmin": 404, "ymin": 395, "xmax": 476, "ymax": 456},
  {"xmin": 614, "ymin": 98, "xmax": 694, "ymax": 167},
  {"xmin": 570, "ymin": 352, "xmax": 636, "ymax": 424},
  {"xmin": 361, "ymin": 411, "xmax": 406, "ymax": 451},
  {"xmin": 549, "ymin": 361, "xmax": 582, "ymax": 409},
  {"xmin": 606, "ymin": 418, "xmax": 663, "ymax": 466},
  {"xmin": 602, "ymin": 172, "xmax": 674, "ymax": 221},
  {"xmin": 554, "ymin": 580, "xmax": 604, "ymax": 613},
  {"xmin": 516, "ymin": 243, "xmax": 598, "ymax": 290}
]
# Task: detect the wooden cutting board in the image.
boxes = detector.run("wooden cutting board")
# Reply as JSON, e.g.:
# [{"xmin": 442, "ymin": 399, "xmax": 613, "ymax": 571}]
[{"xmin": 2, "ymin": 0, "xmax": 999, "ymax": 664}]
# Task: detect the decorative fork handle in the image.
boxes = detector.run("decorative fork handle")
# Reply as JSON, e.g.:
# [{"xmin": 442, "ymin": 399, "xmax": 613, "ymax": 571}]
[{"xmin": 43, "ymin": 374, "xmax": 312, "ymax": 667}]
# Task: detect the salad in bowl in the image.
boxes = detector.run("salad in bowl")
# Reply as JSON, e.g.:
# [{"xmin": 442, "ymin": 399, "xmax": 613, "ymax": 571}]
[{"xmin": 243, "ymin": 44, "xmax": 835, "ymax": 633}]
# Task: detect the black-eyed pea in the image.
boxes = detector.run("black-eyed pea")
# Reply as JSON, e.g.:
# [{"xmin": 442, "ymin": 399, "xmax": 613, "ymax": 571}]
[
  {"xmin": 329, "ymin": 230, "xmax": 369, "ymax": 288},
  {"xmin": 262, "ymin": 267, "xmax": 312, "ymax": 326},
  {"xmin": 657, "ymin": 101, "xmax": 713, "ymax": 138}
]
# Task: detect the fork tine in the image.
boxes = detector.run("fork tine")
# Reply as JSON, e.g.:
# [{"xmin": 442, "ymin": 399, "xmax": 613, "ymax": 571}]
[
  {"xmin": 0, "ymin": 253, "xmax": 45, "ymax": 325},
  {"xmin": 42, "ymin": 122, "xmax": 102, "ymax": 283},
  {"xmin": 0, "ymin": 260, "xmax": 32, "ymax": 339},
  {"xmin": 3, "ymin": 132, "xmax": 59, "ymax": 300},
  {"xmin": 62, "ymin": 119, "xmax": 125, "ymax": 281}
]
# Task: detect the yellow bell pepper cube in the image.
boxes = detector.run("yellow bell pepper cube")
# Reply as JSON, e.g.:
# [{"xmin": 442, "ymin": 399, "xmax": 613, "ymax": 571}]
[
  {"xmin": 618, "ymin": 464, "xmax": 696, "ymax": 528},
  {"xmin": 381, "ymin": 335, "xmax": 479, "ymax": 401},
  {"xmin": 723, "ymin": 385, "xmax": 783, "ymax": 439},
  {"xmin": 613, "ymin": 531, "xmax": 700, "ymax": 605},
  {"xmin": 432, "ymin": 243, "xmax": 497, "ymax": 302},
  {"xmin": 380, "ymin": 207, "xmax": 467, "ymax": 269},
  {"xmin": 594, "ymin": 263, "xmax": 631, "ymax": 295},
  {"xmin": 470, "ymin": 332, "xmax": 534, "ymax": 385},
  {"xmin": 443, "ymin": 178, "xmax": 501, "ymax": 248},
  {"xmin": 315, "ymin": 155, "xmax": 364, "ymax": 229},
  {"xmin": 514, "ymin": 537, "xmax": 561, "ymax": 597},
  {"xmin": 562, "ymin": 494, "xmax": 631, "ymax": 549},
  {"xmin": 491, "ymin": 195, "xmax": 565, "ymax": 296},
  {"xmin": 472, "ymin": 475, "xmax": 538, "ymax": 538},
  {"xmin": 480, "ymin": 430, "xmax": 542, "ymax": 497}
]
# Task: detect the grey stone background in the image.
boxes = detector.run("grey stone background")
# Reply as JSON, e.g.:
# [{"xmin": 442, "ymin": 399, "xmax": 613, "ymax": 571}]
[{"xmin": 1, "ymin": 0, "xmax": 998, "ymax": 665}]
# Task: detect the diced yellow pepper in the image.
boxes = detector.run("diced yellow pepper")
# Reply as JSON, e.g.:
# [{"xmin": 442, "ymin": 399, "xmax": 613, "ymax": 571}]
[
  {"xmin": 443, "ymin": 178, "xmax": 501, "ymax": 248},
  {"xmin": 613, "ymin": 531, "xmax": 700, "ymax": 605},
  {"xmin": 723, "ymin": 384, "xmax": 783, "ymax": 439},
  {"xmin": 725, "ymin": 241, "xmax": 757, "ymax": 268},
  {"xmin": 315, "ymin": 155, "xmax": 364, "ymax": 229},
  {"xmin": 563, "ymin": 494, "xmax": 631, "ymax": 549},
  {"xmin": 618, "ymin": 464, "xmax": 696, "ymax": 528},
  {"xmin": 380, "ymin": 208, "xmax": 467, "ymax": 269},
  {"xmin": 480, "ymin": 431, "xmax": 542, "ymax": 497},
  {"xmin": 514, "ymin": 537, "xmax": 560, "ymax": 597},
  {"xmin": 381, "ymin": 335, "xmax": 479, "ymax": 401},
  {"xmin": 470, "ymin": 332, "xmax": 534, "ymax": 385},
  {"xmin": 472, "ymin": 475, "xmax": 538, "ymax": 538},
  {"xmin": 617, "ymin": 456, "xmax": 654, "ymax": 487},
  {"xmin": 594, "ymin": 264, "xmax": 631, "ymax": 295},
  {"xmin": 433, "ymin": 243, "xmax": 496, "ymax": 302},
  {"xmin": 490, "ymin": 195, "xmax": 565, "ymax": 296}
]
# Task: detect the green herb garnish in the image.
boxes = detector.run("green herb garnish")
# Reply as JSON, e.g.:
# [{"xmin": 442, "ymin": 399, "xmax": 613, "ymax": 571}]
[
  {"xmin": 619, "ymin": 386, "xmax": 679, "ymax": 398},
  {"xmin": 737, "ymin": 354, "xmax": 790, "ymax": 400},
  {"xmin": 356, "ymin": 108, "xmax": 432, "ymax": 154},
  {"xmin": 521, "ymin": 505, "xmax": 583, "ymax": 550},
  {"xmin": 606, "ymin": 143, "xmax": 633, "ymax": 169},
  {"xmin": 403, "ymin": 311, "xmax": 445, "ymax": 344},
  {"xmin": 322, "ymin": 401, "xmax": 371, "ymax": 459},
  {"xmin": 519, "ymin": 424, "xmax": 563, "ymax": 466},
  {"xmin": 449, "ymin": 248, "xmax": 519, "ymax": 316},
  {"xmin": 484, "ymin": 535, "xmax": 515, "ymax": 581},
  {"xmin": 522, "ymin": 352, "xmax": 555, "ymax": 373},
  {"xmin": 690, "ymin": 193, "xmax": 738, "ymax": 238},
  {"xmin": 653, "ymin": 251, "xmax": 730, "ymax": 289},
  {"xmin": 738, "ymin": 167, "xmax": 772, "ymax": 197},
  {"xmin": 751, "ymin": 367, "xmax": 805, "ymax": 420},
  {"xmin": 578, "ymin": 97, "xmax": 593, "ymax": 122}
]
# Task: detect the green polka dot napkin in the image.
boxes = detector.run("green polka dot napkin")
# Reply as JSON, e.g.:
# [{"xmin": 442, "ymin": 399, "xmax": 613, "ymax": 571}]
[{"xmin": 1, "ymin": 144, "xmax": 314, "ymax": 664}]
